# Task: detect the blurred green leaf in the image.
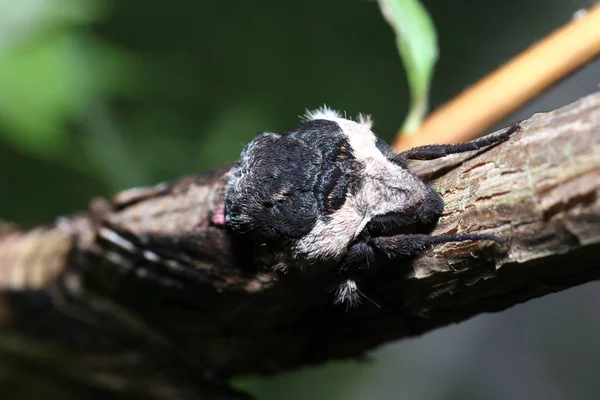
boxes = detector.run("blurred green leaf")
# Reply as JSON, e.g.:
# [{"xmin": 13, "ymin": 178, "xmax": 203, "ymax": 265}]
[
  {"xmin": 0, "ymin": 5, "xmax": 139, "ymax": 180},
  {"xmin": 0, "ymin": 0, "xmax": 109, "ymax": 161},
  {"xmin": 0, "ymin": 0, "xmax": 107, "ymax": 56},
  {"xmin": 377, "ymin": 0, "xmax": 438, "ymax": 134},
  {"xmin": 0, "ymin": 0, "xmax": 134, "ymax": 174},
  {"xmin": 0, "ymin": 33, "xmax": 81, "ymax": 156}
]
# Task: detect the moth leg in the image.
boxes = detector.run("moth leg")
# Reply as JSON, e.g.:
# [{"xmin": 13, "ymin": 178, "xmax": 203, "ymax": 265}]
[
  {"xmin": 372, "ymin": 233, "xmax": 504, "ymax": 258},
  {"xmin": 333, "ymin": 242, "xmax": 376, "ymax": 308},
  {"xmin": 332, "ymin": 233, "xmax": 501, "ymax": 307},
  {"xmin": 395, "ymin": 123, "xmax": 520, "ymax": 161}
]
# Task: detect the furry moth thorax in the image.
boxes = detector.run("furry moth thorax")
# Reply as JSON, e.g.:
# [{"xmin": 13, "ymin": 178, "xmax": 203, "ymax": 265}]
[{"xmin": 225, "ymin": 107, "xmax": 515, "ymax": 306}]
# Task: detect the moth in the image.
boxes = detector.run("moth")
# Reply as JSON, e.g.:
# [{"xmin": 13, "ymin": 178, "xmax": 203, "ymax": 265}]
[
  {"xmin": 226, "ymin": 107, "xmax": 518, "ymax": 306},
  {"xmin": 92, "ymin": 107, "xmax": 517, "ymax": 307}
]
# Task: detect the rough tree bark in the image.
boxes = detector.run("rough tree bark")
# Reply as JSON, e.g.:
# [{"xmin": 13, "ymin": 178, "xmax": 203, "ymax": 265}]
[{"xmin": 0, "ymin": 92, "xmax": 599, "ymax": 399}]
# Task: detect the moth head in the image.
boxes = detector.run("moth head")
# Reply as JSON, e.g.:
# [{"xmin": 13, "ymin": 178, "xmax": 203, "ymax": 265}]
[{"xmin": 225, "ymin": 106, "xmax": 440, "ymax": 262}]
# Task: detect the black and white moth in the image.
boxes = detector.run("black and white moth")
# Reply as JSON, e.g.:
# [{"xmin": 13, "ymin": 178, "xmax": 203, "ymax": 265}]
[{"xmin": 226, "ymin": 107, "xmax": 518, "ymax": 306}]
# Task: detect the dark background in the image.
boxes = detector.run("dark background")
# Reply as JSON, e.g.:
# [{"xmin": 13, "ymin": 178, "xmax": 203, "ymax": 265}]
[{"xmin": 1, "ymin": 1, "xmax": 599, "ymax": 399}]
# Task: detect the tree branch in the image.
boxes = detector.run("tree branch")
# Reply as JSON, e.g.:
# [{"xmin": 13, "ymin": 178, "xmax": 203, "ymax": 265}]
[{"xmin": 1, "ymin": 92, "xmax": 599, "ymax": 398}]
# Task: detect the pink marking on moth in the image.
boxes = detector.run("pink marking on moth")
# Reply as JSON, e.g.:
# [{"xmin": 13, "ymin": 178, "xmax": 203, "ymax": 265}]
[{"xmin": 210, "ymin": 204, "xmax": 227, "ymax": 227}]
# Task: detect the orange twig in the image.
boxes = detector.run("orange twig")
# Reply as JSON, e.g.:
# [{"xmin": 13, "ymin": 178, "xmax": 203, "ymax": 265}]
[{"xmin": 393, "ymin": 4, "xmax": 600, "ymax": 151}]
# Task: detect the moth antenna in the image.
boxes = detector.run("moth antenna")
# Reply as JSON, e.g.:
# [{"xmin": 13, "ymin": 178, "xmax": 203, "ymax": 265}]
[{"xmin": 355, "ymin": 285, "xmax": 381, "ymax": 309}]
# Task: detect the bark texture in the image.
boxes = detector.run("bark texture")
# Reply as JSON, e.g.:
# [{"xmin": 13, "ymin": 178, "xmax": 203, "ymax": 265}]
[{"xmin": 0, "ymin": 92, "xmax": 599, "ymax": 399}]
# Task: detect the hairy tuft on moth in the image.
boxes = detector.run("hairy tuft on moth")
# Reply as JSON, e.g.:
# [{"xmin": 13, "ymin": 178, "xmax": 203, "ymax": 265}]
[{"xmin": 225, "ymin": 108, "xmax": 519, "ymax": 306}]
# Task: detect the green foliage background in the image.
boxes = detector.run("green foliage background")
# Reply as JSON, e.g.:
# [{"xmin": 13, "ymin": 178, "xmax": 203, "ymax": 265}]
[{"xmin": 1, "ymin": 1, "xmax": 599, "ymax": 399}]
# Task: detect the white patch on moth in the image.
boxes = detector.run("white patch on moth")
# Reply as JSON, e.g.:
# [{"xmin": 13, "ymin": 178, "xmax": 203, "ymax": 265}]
[
  {"xmin": 334, "ymin": 279, "xmax": 359, "ymax": 305},
  {"xmin": 295, "ymin": 171, "xmax": 427, "ymax": 261},
  {"xmin": 305, "ymin": 109, "xmax": 385, "ymax": 168},
  {"xmin": 304, "ymin": 106, "xmax": 373, "ymax": 130},
  {"xmin": 357, "ymin": 113, "xmax": 373, "ymax": 130},
  {"xmin": 295, "ymin": 197, "xmax": 365, "ymax": 261},
  {"xmin": 303, "ymin": 105, "xmax": 342, "ymax": 121},
  {"xmin": 333, "ymin": 117, "xmax": 381, "ymax": 163},
  {"xmin": 295, "ymin": 114, "xmax": 431, "ymax": 261},
  {"xmin": 98, "ymin": 227, "xmax": 137, "ymax": 253}
]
